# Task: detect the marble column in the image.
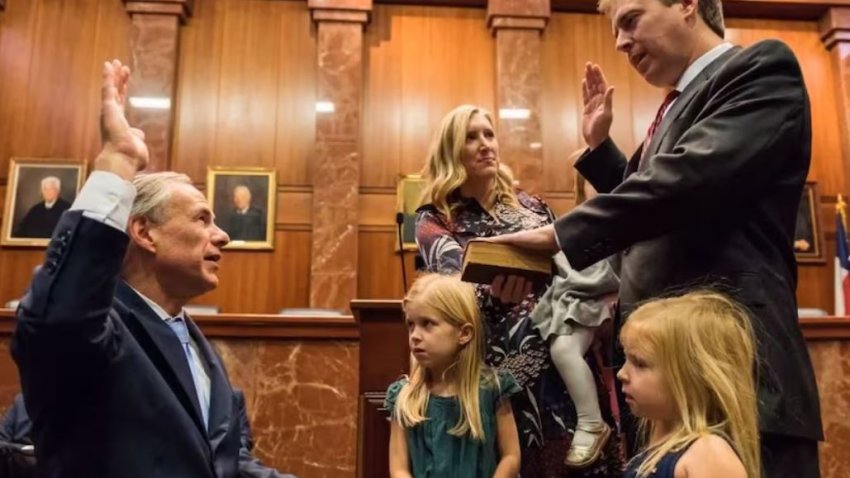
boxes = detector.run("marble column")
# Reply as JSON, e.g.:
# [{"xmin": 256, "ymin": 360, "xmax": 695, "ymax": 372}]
[
  {"xmin": 487, "ymin": 0, "xmax": 550, "ymax": 196},
  {"xmin": 821, "ymin": 8, "xmax": 850, "ymax": 189},
  {"xmin": 308, "ymin": 0, "xmax": 371, "ymax": 312},
  {"xmin": 123, "ymin": 0, "xmax": 192, "ymax": 172}
]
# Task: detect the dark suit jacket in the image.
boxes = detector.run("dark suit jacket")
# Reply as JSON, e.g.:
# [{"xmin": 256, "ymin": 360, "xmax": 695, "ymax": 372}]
[
  {"xmin": 224, "ymin": 207, "xmax": 266, "ymax": 241},
  {"xmin": 13, "ymin": 198, "xmax": 71, "ymax": 238},
  {"xmin": 12, "ymin": 211, "xmax": 248, "ymax": 477},
  {"xmin": 554, "ymin": 40, "xmax": 822, "ymax": 440}
]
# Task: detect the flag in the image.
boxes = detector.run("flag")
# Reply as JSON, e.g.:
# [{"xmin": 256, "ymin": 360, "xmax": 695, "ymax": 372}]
[{"xmin": 835, "ymin": 194, "xmax": 850, "ymax": 315}]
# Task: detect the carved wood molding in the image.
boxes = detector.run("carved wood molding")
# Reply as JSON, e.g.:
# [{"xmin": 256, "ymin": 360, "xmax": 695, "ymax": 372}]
[
  {"xmin": 375, "ymin": 0, "xmax": 850, "ymax": 21},
  {"xmin": 308, "ymin": 0, "xmax": 373, "ymax": 24},
  {"xmin": 123, "ymin": 0, "xmax": 194, "ymax": 24},
  {"xmin": 487, "ymin": 0, "xmax": 550, "ymax": 32},
  {"xmin": 820, "ymin": 7, "xmax": 850, "ymax": 49}
]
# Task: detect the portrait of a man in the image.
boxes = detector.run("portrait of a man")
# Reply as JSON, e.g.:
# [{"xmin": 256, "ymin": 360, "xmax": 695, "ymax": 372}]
[
  {"xmin": 14, "ymin": 176, "xmax": 71, "ymax": 238},
  {"xmin": 794, "ymin": 182, "xmax": 824, "ymax": 263},
  {"xmin": 2, "ymin": 159, "xmax": 86, "ymax": 246},
  {"xmin": 223, "ymin": 185, "xmax": 266, "ymax": 241},
  {"xmin": 207, "ymin": 168, "xmax": 276, "ymax": 250}
]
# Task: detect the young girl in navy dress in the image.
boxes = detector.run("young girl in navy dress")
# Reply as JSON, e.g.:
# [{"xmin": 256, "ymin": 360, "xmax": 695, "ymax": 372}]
[
  {"xmin": 619, "ymin": 291, "xmax": 761, "ymax": 478},
  {"xmin": 386, "ymin": 274, "xmax": 521, "ymax": 478}
]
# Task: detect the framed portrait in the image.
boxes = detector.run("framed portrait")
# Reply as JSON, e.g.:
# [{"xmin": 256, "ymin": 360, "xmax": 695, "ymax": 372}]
[
  {"xmin": 207, "ymin": 167, "xmax": 276, "ymax": 250},
  {"xmin": 1, "ymin": 158, "xmax": 87, "ymax": 247},
  {"xmin": 794, "ymin": 181, "xmax": 825, "ymax": 264},
  {"xmin": 396, "ymin": 174, "xmax": 426, "ymax": 251}
]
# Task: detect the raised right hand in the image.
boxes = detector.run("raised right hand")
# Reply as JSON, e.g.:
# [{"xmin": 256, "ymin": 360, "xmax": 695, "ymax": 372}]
[
  {"xmin": 95, "ymin": 59, "xmax": 149, "ymax": 181},
  {"xmin": 581, "ymin": 62, "xmax": 614, "ymax": 150}
]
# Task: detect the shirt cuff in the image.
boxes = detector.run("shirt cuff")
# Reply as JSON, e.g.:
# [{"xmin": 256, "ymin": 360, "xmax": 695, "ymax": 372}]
[
  {"xmin": 70, "ymin": 171, "xmax": 136, "ymax": 232},
  {"xmin": 552, "ymin": 225, "xmax": 572, "ymax": 268}
]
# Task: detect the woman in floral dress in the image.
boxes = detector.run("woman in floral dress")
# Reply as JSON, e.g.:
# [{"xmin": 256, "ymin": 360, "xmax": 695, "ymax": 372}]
[{"xmin": 414, "ymin": 105, "xmax": 623, "ymax": 477}]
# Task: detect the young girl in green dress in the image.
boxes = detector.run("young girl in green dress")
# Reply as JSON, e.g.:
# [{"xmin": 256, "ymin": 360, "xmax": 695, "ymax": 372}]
[
  {"xmin": 619, "ymin": 291, "xmax": 761, "ymax": 478},
  {"xmin": 386, "ymin": 273, "xmax": 522, "ymax": 478}
]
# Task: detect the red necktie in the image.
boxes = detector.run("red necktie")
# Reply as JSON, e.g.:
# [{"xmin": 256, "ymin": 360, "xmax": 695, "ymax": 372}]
[{"xmin": 641, "ymin": 89, "xmax": 681, "ymax": 163}]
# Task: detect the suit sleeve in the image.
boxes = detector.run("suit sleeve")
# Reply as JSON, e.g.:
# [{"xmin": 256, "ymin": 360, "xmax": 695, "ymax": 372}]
[
  {"xmin": 12, "ymin": 173, "xmax": 135, "ymax": 405},
  {"xmin": 556, "ymin": 41, "xmax": 808, "ymax": 270},
  {"xmin": 573, "ymin": 139, "xmax": 629, "ymax": 194}
]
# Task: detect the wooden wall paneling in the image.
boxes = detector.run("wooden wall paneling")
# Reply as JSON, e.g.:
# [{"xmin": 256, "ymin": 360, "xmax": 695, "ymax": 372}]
[
  {"xmin": 18, "ymin": 1, "xmax": 102, "ymax": 159},
  {"xmin": 357, "ymin": 230, "xmax": 418, "ymax": 299},
  {"xmin": 362, "ymin": 5, "xmax": 496, "ymax": 188},
  {"xmin": 0, "ymin": 0, "xmax": 37, "ymax": 176},
  {"xmin": 0, "ymin": 0, "xmax": 130, "ymax": 307},
  {"xmin": 215, "ymin": 0, "xmax": 281, "ymax": 172},
  {"xmin": 540, "ymin": 13, "xmax": 662, "ymax": 195},
  {"xmin": 172, "ymin": 0, "xmax": 224, "ymax": 182},
  {"xmin": 274, "ymin": 1, "xmax": 317, "ymax": 187},
  {"xmin": 197, "ymin": 230, "xmax": 312, "ymax": 313}
]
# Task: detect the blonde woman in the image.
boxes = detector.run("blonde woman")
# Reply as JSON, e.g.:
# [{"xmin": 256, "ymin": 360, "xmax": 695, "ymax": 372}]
[
  {"xmin": 619, "ymin": 291, "xmax": 760, "ymax": 478},
  {"xmin": 415, "ymin": 105, "xmax": 622, "ymax": 476},
  {"xmin": 386, "ymin": 274, "xmax": 521, "ymax": 478}
]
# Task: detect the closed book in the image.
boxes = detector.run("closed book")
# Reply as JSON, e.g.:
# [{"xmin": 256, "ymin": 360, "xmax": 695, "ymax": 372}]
[{"xmin": 461, "ymin": 239, "xmax": 553, "ymax": 288}]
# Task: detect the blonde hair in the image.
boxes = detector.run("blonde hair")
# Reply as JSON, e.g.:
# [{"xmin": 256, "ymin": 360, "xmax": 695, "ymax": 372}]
[
  {"xmin": 393, "ymin": 273, "xmax": 495, "ymax": 440},
  {"xmin": 621, "ymin": 291, "xmax": 760, "ymax": 478},
  {"xmin": 597, "ymin": 0, "xmax": 725, "ymax": 38},
  {"xmin": 130, "ymin": 172, "xmax": 193, "ymax": 225},
  {"xmin": 420, "ymin": 105, "xmax": 519, "ymax": 219}
]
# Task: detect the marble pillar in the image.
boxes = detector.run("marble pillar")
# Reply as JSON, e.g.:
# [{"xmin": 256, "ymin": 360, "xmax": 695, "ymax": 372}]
[
  {"xmin": 123, "ymin": 0, "xmax": 192, "ymax": 172},
  {"xmin": 808, "ymin": 340, "xmax": 850, "ymax": 478},
  {"xmin": 821, "ymin": 8, "xmax": 850, "ymax": 190},
  {"xmin": 488, "ymin": 0, "xmax": 550, "ymax": 195},
  {"xmin": 308, "ymin": 0, "xmax": 371, "ymax": 312}
]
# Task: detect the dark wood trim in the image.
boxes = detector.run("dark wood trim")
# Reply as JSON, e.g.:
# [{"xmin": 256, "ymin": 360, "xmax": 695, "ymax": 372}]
[
  {"xmin": 800, "ymin": 317, "xmax": 850, "ymax": 339},
  {"xmin": 373, "ymin": 0, "xmax": 850, "ymax": 20},
  {"xmin": 0, "ymin": 309, "xmax": 358, "ymax": 339}
]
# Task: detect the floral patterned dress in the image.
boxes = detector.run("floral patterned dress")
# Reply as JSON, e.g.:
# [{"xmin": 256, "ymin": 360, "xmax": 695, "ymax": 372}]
[{"xmin": 415, "ymin": 191, "xmax": 623, "ymax": 477}]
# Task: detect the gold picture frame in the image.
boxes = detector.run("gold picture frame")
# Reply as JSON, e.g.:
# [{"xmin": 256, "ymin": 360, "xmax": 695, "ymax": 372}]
[
  {"xmin": 795, "ymin": 181, "xmax": 825, "ymax": 264},
  {"xmin": 1, "ymin": 158, "xmax": 87, "ymax": 247},
  {"xmin": 396, "ymin": 174, "xmax": 426, "ymax": 251},
  {"xmin": 207, "ymin": 167, "xmax": 276, "ymax": 250}
]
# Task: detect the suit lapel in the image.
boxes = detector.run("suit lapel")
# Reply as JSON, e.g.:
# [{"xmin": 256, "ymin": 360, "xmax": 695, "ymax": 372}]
[
  {"xmin": 643, "ymin": 46, "xmax": 741, "ymax": 164},
  {"xmin": 623, "ymin": 146, "xmax": 644, "ymax": 179},
  {"xmin": 185, "ymin": 315, "xmax": 234, "ymax": 452},
  {"xmin": 114, "ymin": 282, "xmax": 208, "ymax": 436}
]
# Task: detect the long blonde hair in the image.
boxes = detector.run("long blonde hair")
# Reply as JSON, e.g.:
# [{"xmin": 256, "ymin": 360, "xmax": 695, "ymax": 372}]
[
  {"xmin": 621, "ymin": 291, "xmax": 761, "ymax": 478},
  {"xmin": 393, "ymin": 273, "xmax": 495, "ymax": 440},
  {"xmin": 420, "ymin": 105, "xmax": 519, "ymax": 219}
]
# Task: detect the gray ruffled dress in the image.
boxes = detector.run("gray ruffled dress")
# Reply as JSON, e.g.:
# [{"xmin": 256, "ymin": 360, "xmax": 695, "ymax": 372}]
[{"xmin": 530, "ymin": 252, "xmax": 620, "ymax": 339}]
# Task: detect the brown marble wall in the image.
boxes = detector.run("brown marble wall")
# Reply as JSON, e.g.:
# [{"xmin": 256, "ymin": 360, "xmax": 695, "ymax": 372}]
[
  {"xmin": 216, "ymin": 339, "xmax": 359, "ymax": 478},
  {"xmin": 488, "ymin": 0, "xmax": 550, "ymax": 195},
  {"xmin": 310, "ymin": 17, "xmax": 368, "ymax": 312},
  {"xmin": 126, "ymin": 13, "xmax": 180, "ymax": 172},
  {"xmin": 0, "ymin": 312, "xmax": 359, "ymax": 478},
  {"xmin": 494, "ymin": 29, "xmax": 546, "ymax": 195},
  {"xmin": 808, "ymin": 340, "xmax": 850, "ymax": 478}
]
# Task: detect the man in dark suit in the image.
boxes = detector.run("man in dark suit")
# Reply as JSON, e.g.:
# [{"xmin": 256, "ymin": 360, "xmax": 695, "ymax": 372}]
[
  {"xmin": 13, "ymin": 176, "xmax": 71, "ymax": 238},
  {"xmin": 223, "ymin": 185, "xmax": 265, "ymax": 241},
  {"xmin": 493, "ymin": 0, "xmax": 822, "ymax": 476},
  {"xmin": 12, "ymin": 60, "xmax": 295, "ymax": 478}
]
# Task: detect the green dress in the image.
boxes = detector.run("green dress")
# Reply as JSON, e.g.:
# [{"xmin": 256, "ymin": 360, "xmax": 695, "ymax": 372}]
[{"xmin": 385, "ymin": 370, "xmax": 521, "ymax": 478}]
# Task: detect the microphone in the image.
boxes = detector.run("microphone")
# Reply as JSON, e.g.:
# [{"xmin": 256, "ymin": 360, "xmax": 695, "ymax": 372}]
[{"xmin": 396, "ymin": 212, "xmax": 408, "ymax": 295}]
